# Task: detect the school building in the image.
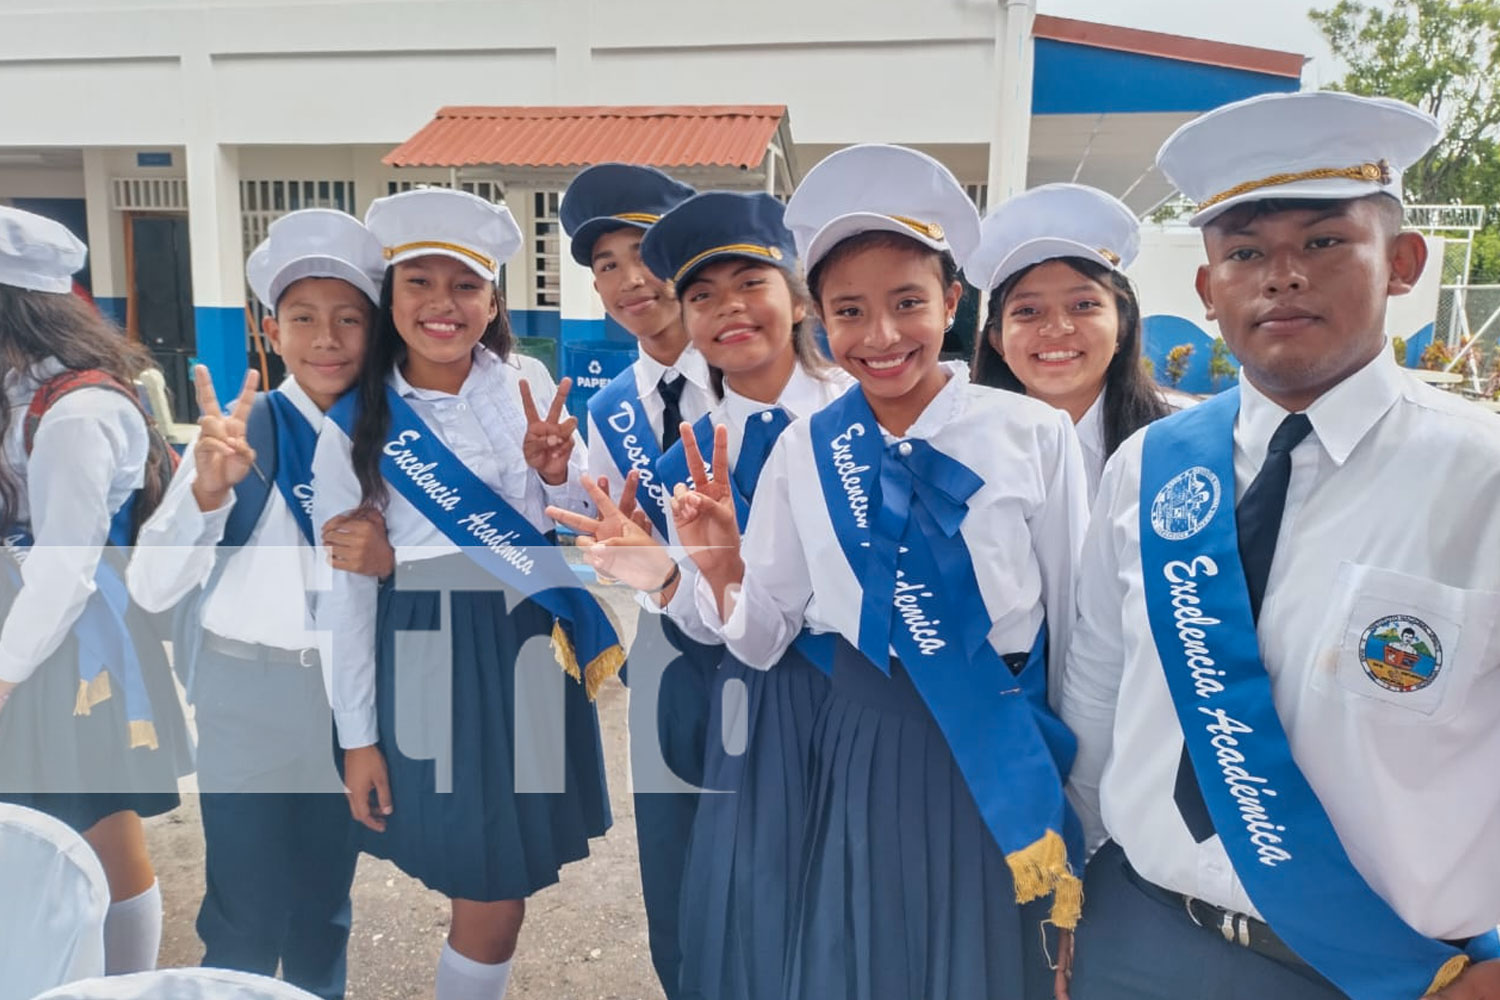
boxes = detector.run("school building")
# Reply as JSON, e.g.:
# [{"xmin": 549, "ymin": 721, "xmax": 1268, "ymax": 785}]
[{"xmin": 0, "ymin": 0, "xmax": 1307, "ymax": 415}]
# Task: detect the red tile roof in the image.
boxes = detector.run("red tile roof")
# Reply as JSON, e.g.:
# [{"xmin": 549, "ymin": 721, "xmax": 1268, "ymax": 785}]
[
  {"xmin": 1033, "ymin": 15, "xmax": 1305, "ymax": 78},
  {"xmin": 384, "ymin": 105, "xmax": 788, "ymax": 169}
]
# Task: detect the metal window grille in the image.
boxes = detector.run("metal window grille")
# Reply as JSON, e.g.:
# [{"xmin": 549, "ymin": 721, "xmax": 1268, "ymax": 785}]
[
  {"xmin": 965, "ymin": 183, "xmax": 989, "ymax": 215},
  {"xmin": 532, "ymin": 190, "xmax": 561, "ymax": 309},
  {"xmin": 111, "ymin": 177, "xmax": 190, "ymax": 212}
]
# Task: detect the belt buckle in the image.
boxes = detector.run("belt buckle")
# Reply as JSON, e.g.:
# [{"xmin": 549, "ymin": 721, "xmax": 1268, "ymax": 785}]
[{"xmin": 298, "ymin": 647, "xmax": 317, "ymax": 668}]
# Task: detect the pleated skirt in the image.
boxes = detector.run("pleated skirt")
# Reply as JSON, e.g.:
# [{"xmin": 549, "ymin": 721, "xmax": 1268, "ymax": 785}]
[
  {"xmin": 360, "ymin": 557, "xmax": 612, "ymax": 902},
  {"xmin": 679, "ymin": 646, "xmax": 830, "ymax": 1000},
  {"xmin": 0, "ymin": 559, "xmax": 190, "ymax": 833},
  {"xmin": 784, "ymin": 642, "xmax": 1055, "ymax": 1000}
]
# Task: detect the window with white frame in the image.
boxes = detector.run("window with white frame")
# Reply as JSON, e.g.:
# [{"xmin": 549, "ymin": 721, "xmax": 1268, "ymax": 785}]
[{"xmin": 532, "ymin": 190, "xmax": 562, "ymax": 310}]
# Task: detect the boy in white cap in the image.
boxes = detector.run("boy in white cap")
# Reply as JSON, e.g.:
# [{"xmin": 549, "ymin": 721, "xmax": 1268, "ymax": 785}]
[
  {"xmin": 1060, "ymin": 91, "xmax": 1500, "ymax": 999},
  {"xmin": 127, "ymin": 208, "xmax": 395, "ymax": 998}
]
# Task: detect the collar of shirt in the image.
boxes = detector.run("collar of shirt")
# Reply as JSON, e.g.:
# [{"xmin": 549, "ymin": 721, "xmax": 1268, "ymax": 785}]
[
  {"xmin": 388, "ymin": 344, "xmax": 511, "ymax": 401},
  {"xmin": 1077, "ymin": 388, "xmax": 1106, "ymax": 460},
  {"xmin": 273, "ymin": 375, "xmax": 327, "ymax": 431},
  {"xmin": 632, "ymin": 342, "xmax": 712, "ymax": 400},
  {"xmin": 879, "ymin": 360, "xmax": 971, "ymax": 444},
  {"xmin": 720, "ymin": 360, "xmax": 832, "ymax": 428},
  {"xmin": 1237, "ymin": 348, "xmax": 1404, "ymax": 470}
]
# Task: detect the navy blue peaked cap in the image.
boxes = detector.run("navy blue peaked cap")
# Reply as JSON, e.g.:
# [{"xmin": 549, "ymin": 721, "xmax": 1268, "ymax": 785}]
[
  {"xmin": 640, "ymin": 191, "xmax": 797, "ymax": 288},
  {"xmin": 560, "ymin": 163, "xmax": 697, "ymax": 267}
]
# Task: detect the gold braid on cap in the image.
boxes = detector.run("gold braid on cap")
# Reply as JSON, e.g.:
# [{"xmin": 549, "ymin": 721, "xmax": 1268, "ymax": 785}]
[
  {"xmin": 612, "ymin": 212, "xmax": 661, "ymax": 224},
  {"xmin": 383, "ymin": 241, "xmax": 497, "ymax": 275},
  {"xmin": 888, "ymin": 215, "xmax": 946, "ymax": 241},
  {"xmin": 672, "ymin": 243, "xmax": 785, "ymax": 284},
  {"xmin": 1197, "ymin": 160, "xmax": 1392, "ymax": 213},
  {"xmin": 1097, "ymin": 248, "xmax": 1121, "ymax": 266}
]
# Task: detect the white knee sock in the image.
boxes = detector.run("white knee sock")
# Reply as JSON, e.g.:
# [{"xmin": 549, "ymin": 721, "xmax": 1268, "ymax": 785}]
[
  {"xmin": 103, "ymin": 879, "xmax": 162, "ymax": 974},
  {"xmin": 435, "ymin": 940, "xmax": 513, "ymax": 1000}
]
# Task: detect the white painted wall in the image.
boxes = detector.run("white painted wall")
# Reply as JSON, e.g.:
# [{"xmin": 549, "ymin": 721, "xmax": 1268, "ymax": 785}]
[{"xmin": 0, "ymin": 0, "xmax": 1006, "ymax": 151}]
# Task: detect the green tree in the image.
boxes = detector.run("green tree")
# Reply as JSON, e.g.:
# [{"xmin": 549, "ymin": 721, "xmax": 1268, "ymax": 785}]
[
  {"xmin": 1209, "ymin": 338, "xmax": 1240, "ymax": 386},
  {"xmin": 1310, "ymin": 0, "xmax": 1500, "ymax": 281}
]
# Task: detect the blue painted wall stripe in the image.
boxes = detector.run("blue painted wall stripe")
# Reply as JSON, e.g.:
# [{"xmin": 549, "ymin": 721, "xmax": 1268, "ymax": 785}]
[
  {"xmin": 193, "ymin": 306, "xmax": 249, "ymax": 405},
  {"xmin": 1033, "ymin": 40, "xmax": 1299, "ymax": 115}
]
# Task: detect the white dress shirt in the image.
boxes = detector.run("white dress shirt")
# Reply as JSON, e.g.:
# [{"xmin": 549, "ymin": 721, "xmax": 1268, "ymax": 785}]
[
  {"xmin": 1061, "ymin": 349, "xmax": 1500, "ymax": 940},
  {"xmin": 0, "ymin": 360, "xmax": 148, "ymax": 684},
  {"xmin": 127, "ymin": 377, "xmax": 329, "ymax": 651},
  {"xmin": 585, "ymin": 344, "xmax": 714, "ymax": 544},
  {"xmin": 1076, "ymin": 389, "xmax": 1107, "ymax": 507},
  {"xmin": 650, "ymin": 362, "xmax": 852, "ymax": 644},
  {"xmin": 312, "ymin": 347, "xmax": 591, "ymax": 749},
  {"xmin": 701, "ymin": 362, "xmax": 1089, "ymax": 692}
]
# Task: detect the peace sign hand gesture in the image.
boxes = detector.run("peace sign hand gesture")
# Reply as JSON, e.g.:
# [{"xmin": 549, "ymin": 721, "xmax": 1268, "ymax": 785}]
[
  {"xmin": 546, "ymin": 471, "xmax": 679, "ymax": 597},
  {"xmin": 191, "ymin": 364, "xmax": 260, "ymax": 513},
  {"xmin": 520, "ymin": 377, "xmax": 579, "ymax": 486},
  {"xmin": 670, "ymin": 423, "xmax": 745, "ymax": 599}
]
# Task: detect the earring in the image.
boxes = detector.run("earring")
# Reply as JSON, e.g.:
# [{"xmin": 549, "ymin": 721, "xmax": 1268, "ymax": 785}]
[{"xmin": 944, "ymin": 313, "xmax": 956, "ymax": 332}]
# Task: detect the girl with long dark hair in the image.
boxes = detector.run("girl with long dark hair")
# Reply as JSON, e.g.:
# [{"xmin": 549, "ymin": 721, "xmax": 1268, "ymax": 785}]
[
  {"xmin": 0, "ymin": 205, "xmax": 191, "ymax": 974},
  {"xmin": 968, "ymin": 184, "xmax": 1171, "ymax": 500}
]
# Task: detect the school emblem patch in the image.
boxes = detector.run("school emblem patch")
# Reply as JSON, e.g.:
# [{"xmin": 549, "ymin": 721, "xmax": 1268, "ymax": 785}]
[
  {"xmin": 1359, "ymin": 615, "xmax": 1443, "ymax": 694},
  {"xmin": 1149, "ymin": 466, "xmax": 1221, "ymax": 541}
]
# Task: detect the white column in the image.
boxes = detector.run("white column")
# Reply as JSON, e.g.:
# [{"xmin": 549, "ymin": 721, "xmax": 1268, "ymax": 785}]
[
  {"xmin": 81, "ymin": 148, "xmax": 122, "ymax": 303},
  {"xmin": 182, "ymin": 47, "xmax": 247, "ymax": 401},
  {"xmin": 987, "ymin": 0, "xmax": 1037, "ymax": 207}
]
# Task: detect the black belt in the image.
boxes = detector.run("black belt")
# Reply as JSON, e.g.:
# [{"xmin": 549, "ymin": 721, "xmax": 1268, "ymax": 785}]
[
  {"xmin": 204, "ymin": 632, "xmax": 319, "ymax": 668},
  {"xmin": 1120, "ymin": 857, "xmax": 1312, "ymax": 973}
]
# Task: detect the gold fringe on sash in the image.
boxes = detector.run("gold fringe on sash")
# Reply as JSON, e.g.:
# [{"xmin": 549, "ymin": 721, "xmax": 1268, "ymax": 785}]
[
  {"xmin": 128, "ymin": 719, "xmax": 159, "ymax": 751},
  {"xmin": 550, "ymin": 622, "xmax": 625, "ymax": 702},
  {"xmin": 1006, "ymin": 828, "xmax": 1084, "ymax": 930},
  {"xmin": 72, "ymin": 672, "xmax": 113, "ymax": 716},
  {"xmin": 1425, "ymin": 955, "xmax": 1471, "ymax": 996}
]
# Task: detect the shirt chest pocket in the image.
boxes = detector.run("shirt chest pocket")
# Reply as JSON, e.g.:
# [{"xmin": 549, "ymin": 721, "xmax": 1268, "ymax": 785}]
[{"xmin": 1323, "ymin": 562, "xmax": 1500, "ymax": 723}]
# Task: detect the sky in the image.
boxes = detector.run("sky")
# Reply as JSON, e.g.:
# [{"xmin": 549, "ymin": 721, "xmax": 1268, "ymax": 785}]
[{"xmin": 1039, "ymin": 0, "xmax": 1359, "ymax": 87}]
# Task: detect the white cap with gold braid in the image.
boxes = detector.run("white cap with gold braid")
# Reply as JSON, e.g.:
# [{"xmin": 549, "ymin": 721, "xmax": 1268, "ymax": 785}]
[
  {"xmin": 785, "ymin": 144, "xmax": 981, "ymax": 275},
  {"xmin": 364, "ymin": 187, "xmax": 521, "ymax": 283},
  {"xmin": 1157, "ymin": 90, "xmax": 1440, "ymax": 228}
]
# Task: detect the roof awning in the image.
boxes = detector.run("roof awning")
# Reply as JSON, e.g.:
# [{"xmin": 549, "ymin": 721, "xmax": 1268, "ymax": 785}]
[{"xmin": 384, "ymin": 104, "xmax": 797, "ymax": 191}]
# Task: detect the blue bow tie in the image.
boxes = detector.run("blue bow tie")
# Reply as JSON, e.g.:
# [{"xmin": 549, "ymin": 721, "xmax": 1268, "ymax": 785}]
[{"xmin": 857, "ymin": 437, "xmax": 985, "ymax": 669}]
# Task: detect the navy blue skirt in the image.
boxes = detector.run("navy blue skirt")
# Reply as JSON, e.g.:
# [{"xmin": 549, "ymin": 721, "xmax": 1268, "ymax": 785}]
[
  {"xmin": 359, "ymin": 557, "xmax": 611, "ymax": 902},
  {"xmin": 0, "ymin": 554, "xmax": 190, "ymax": 833},
  {"xmin": 785, "ymin": 642, "xmax": 1054, "ymax": 1000},
  {"xmin": 679, "ymin": 644, "xmax": 830, "ymax": 1000}
]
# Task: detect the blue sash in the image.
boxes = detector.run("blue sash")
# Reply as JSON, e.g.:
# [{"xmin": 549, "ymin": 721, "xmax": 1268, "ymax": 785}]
[
  {"xmin": 1137, "ymin": 387, "xmax": 1494, "ymax": 996},
  {"xmin": 809, "ymin": 384, "xmax": 1082, "ymax": 925},
  {"xmin": 265, "ymin": 389, "xmax": 317, "ymax": 546},
  {"xmin": 329, "ymin": 387, "xmax": 623, "ymax": 696},
  {"xmin": 586, "ymin": 370, "xmax": 672, "ymax": 539},
  {"xmin": 3, "ymin": 500, "xmax": 158, "ymax": 750},
  {"xmin": 657, "ymin": 414, "xmax": 751, "ymax": 529}
]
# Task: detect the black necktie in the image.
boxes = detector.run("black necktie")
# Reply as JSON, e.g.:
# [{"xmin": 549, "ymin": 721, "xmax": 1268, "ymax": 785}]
[
  {"xmin": 1174, "ymin": 412, "xmax": 1314, "ymax": 843},
  {"xmin": 657, "ymin": 374, "xmax": 685, "ymax": 452}
]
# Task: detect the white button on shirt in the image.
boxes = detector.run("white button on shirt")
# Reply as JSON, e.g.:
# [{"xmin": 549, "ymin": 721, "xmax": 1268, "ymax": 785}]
[
  {"xmin": 704, "ymin": 363, "xmax": 1088, "ymax": 688},
  {"xmin": 1061, "ymin": 349, "xmax": 1500, "ymax": 940},
  {"xmin": 312, "ymin": 347, "xmax": 592, "ymax": 749},
  {"xmin": 127, "ymin": 378, "xmax": 329, "ymax": 651},
  {"xmin": 0, "ymin": 360, "xmax": 149, "ymax": 684},
  {"xmin": 584, "ymin": 345, "xmax": 713, "ymax": 544}
]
